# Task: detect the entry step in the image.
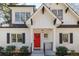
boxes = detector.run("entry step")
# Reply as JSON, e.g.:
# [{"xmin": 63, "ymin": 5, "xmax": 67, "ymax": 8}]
[{"xmin": 31, "ymin": 50, "xmax": 44, "ymax": 56}]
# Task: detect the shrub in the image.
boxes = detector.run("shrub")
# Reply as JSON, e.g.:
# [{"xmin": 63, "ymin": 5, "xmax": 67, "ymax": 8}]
[
  {"xmin": 0, "ymin": 47, "xmax": 4, "ymax": 52},
  {"xmin": 0, "ymin": 47, "xmax": 4, "ymax": 56},
  {"xmin": 6, "ymin": 45, "xmax": 16, "ymax": 52},
  {"xmin": 20, "ymin": 46, "xmax": 28, "ymax": 53},
  {"xmin": 5, "ymin": 45, "xmax": 16, "ymax": 56},
  {"xmin": 20, "ymin": 46, "xmax": 29, "ymax": 55},
  {"xmin": 56, "ymin": 46, "xmax": 68, "ymax": 56}
]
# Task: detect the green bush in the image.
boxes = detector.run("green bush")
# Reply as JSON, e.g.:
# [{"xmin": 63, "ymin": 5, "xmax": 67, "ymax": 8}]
[
  {"xmin": 56, "ymin": 46, "xmax": 68, "ymax": 56},
  {"xmin": 6, "ymin": 45, "xmax": 16, "ymax": 52},
  {"xmin": 20, "ymin": 46, "xmax": 28, "ymax": 53},
  {"xmin": 5, "ymin": 45, "xmax": 16, "ymax": 55},
  {"xmin": 0, "ymin": 47, "xmax": 4, "ymax": 56},
  {"xmin": 0, "ymin": 47, "xmax": 4, "ymax": 52},
  {"xmin": 20, "ymin": 46, "xmax": 29, "ymax": 55}
]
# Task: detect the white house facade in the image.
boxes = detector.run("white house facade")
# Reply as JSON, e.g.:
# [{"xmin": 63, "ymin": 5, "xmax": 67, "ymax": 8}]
[{"xmin": 0, "ymin": 3, "xmax": 79, "ymax": 55}]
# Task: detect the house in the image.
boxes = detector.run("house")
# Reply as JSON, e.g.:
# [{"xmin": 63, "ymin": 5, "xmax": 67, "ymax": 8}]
[{"xmin": 0, "ymin": 3, "xmax": 79, "ymax": 55}]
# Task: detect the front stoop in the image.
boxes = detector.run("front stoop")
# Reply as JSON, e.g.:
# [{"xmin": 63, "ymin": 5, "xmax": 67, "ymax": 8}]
[
  {"xmin": 31, "ymin": 50, "xmax": 55, "ymax": 56},
  {"xmin": 31, "ymin": 50, "xmax": 44, "ymax": 56}
]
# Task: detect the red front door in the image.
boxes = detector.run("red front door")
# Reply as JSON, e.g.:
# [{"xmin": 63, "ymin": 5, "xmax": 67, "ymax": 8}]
[{"xmin": 34, "ymin": 33, "xmax": 40, "ymax": 49}]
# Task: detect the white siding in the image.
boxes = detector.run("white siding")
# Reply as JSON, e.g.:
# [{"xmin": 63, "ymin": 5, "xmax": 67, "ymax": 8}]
[
  {"xmin": 10, "ymin": 7, "xmax": 34, "ymax": 24},
  {"xmin": 46, "ymin": 3, "xmax": 79, "ymax": 25},
  {"xmin": 32, "ymin": 7, "xmax": 55, "ymax": 28},
  {"xmin": 0, "ymin": 28, "xmax": 31, "ymax": 48},
  {"xmin": 56, "ymin": 28, "xmax": 79, "ymax": 52}
]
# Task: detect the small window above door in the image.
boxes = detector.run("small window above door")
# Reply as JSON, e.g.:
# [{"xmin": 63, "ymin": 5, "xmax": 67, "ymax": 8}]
[{"xmin": 44, "ymin": 33, "xmax": 48, "ymax": 38}]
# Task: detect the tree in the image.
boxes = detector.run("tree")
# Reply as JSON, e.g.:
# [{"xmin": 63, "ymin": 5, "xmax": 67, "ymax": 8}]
[
  {"xmin": 0, "ymin": 3, "xmax": 17, "ymax": 25},
  {"xmin": 0, "ymin": 3, "xmax": 28, "ymax": 25}
]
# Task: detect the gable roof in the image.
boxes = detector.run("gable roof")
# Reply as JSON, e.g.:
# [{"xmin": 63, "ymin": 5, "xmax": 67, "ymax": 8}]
[
  {"xmin": 27, "ymin": 3, "xmax": 79, "ymax": 26},
  {"xmin": 26, "ymin": 3, "xmax": 62, "ymax": 26},
  {"xmin": 1, "ymin": 3, "xmax": 79, "ymax": 28}
]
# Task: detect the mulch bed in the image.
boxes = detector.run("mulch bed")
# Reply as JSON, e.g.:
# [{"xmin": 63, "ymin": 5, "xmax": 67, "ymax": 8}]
[{"xmin": 0, "ymin": 52, "xmax": 31, "ymax": 56}]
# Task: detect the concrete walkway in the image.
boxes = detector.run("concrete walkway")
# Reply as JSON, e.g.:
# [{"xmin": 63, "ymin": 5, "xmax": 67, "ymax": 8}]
[{"xmin": 31, "ymin": 49, "xmax": 55, "ymax": 56}]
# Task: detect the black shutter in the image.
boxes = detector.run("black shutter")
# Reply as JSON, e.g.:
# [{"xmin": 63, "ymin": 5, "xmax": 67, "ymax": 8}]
[
  {"xmin": 70, "ymin": 33, "xmax": 73, "ymax": 44},
  {"xmin": 42, "ymin": 6, "xmax": 44, "ymax": 14},
  {"xmin": 7, "ymin": 33, "xmax": 10, "ymax": 44},
  {"xmin": 31, "ymin": 19, "xmax": 33, "ymax": 25},
  {"xmin": 59, "ymin": 33, "xmax": 62, "ymax": 44},
  {"xmin": 53, "ymin": 19, "xmax": 57, "ymax": 25},
  {"xmin": 65, "ymin": 7, "xmax": 69, "ymax": 13},
  {"xmin": 22, "ymin": 33, "xmax": 25, "ymax": 44}
]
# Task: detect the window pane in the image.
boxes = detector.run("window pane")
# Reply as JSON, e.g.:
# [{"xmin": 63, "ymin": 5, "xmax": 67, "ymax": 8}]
[
  {"xmin": 15, "ymin": 12, "xmax": 30, "ymax": 22},
  {"xmin": 62, "ymin": 34, "xmax": 68, "ymax": 42},
  {"xmin": 58, "ymin": 10, "xmax": 63, "ymax": 16},
  {"xmin": 17, "ymin": 34, "xmax": 23, "ymax": 42},
  {"xmin": 52, "ymin": 10, "xmax": 57, "ymax": 16},
  {"xmin": 21, "ymin": 12, "xmax": 26, "ymax": 22},
  {"xmin": 44, "ymin": 33, "xmax": 48, "ymax": 38},
  {"xmin": 58, "ymin": 10, "xmax": 63, "ymax": 20},
  {"xmin": 52, "ymin": 9, "xmax": 63, "ymax": 20},
  {"xmin": 15, "ymin": 12, "xmax": 21, "ymax": 22},
  {"xmin": 11, "ymin": 34, "xmax": 16, "ymax": 42}
]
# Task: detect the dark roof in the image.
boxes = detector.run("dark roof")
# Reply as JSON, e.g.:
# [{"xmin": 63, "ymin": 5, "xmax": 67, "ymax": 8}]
[
  {"xmin": 57, "ymin": 25, "xmax": 79, "ymax": 28},
  {"xmin": 10, "ymin": 24, "xmax": 28, "ymax": 28},
  {"xmin": 8, "ymin": 5, "xmax": 35, "ymax": 7},
  {"xmin": 0, "ymin": 24, "xmax": 28, "ymax": 28}
]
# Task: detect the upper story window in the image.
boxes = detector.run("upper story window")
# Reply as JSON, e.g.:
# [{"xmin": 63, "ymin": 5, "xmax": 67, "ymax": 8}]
[
  {"xmin": 15, "ymin": 12, "xmax": 30, "ymax": 23},
  {"xmin": 52, "ymin": 9, "xmax": 63, "ymax": 20}
]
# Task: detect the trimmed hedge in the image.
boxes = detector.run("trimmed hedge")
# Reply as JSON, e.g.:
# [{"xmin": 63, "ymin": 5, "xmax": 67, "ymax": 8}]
[
  {"xmin": 20, "ymin": 46, "xmax": 29, "ymax": 56},
  {"xmin": 56, "ymin": 46, "xmax": 68, "ymax": 56},
  {"xmin": 5, "ymin": 45, "xmax": 16, "ymax": 56}
]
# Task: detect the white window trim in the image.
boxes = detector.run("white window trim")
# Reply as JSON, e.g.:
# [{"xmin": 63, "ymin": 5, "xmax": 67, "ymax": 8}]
[
  {"xmin": 10, "ymin": 33, "xmax": 23, "ymax": 43},
  {"xmin": 15, "ymin": 12, "xmax": 24, "ymax": 24},
  {"xmin": 15, "ymin": 12, "xmax": 30, "ymax": 24},
  {"xmin": 52, "ymin": 9, "xmax": 63, "ymax": 20}
]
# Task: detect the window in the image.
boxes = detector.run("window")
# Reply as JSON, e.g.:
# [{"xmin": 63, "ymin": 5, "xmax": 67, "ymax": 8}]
[
  {"xmin": 17, "ymin": 34, "xmax": 23, "ymax": 42},
  {"xmin": 58, "ymin": 10, "xmax": 63, "ymax": 20},
  {"xmin": 15, "ymin": 12, "xmax": 20, "ymax": 22},
  {"xmin": 62, "ymin": 34, "xmax": 69, "ymax": 42},
  {"xmin": 11, "ymin": 34, "xmax": 23, "ymax": 43},
  {"xmin": 21, "ymin": 12, "xmax": 26, "ymax": 21},
  {"xmin": 11, "ymin": 34, "xmax": 16, "ymax": 42},
  {"xmin": 52, "ymin": 9, "xmax": 63, "ymax": 20},
  {"xmin": 52, "ymin": 10, "xmax": 57, "ymax": 16},
  {"xmin": 44, "ymin": 33, "xmax": 48, "ymax": 38},
  {"xmin": 15, "ymin": 12, "xmax": 30, "ymax": 23}
]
